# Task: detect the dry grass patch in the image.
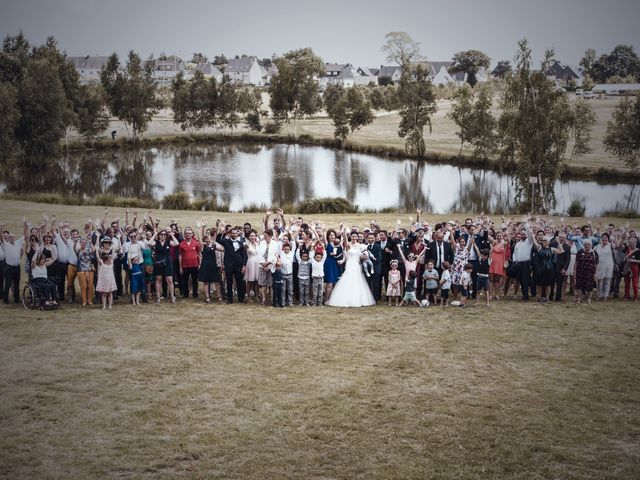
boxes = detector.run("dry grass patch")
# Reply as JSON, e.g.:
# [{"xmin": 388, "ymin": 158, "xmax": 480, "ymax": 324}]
[{"xmin": 1, "ymin": 299, "xmax": 639, "ymax": 479}]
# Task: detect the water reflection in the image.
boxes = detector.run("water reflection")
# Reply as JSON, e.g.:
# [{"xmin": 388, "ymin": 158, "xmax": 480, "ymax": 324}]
[{"xmin": 0, "ymin": 143, "xmax": 636, "ymax": 216}]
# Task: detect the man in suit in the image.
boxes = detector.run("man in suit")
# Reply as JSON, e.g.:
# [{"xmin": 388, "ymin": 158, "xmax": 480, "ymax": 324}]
[
  {"xmin": 378, "ymin": 230, "xmax": 397, "ymax": 298},
  {"xmin": 216, "ymin": 225, "xmax": 248, "ymax": 303},
  {"xmin": 427, "ymin": 231, "xmax": 454, "ymax": 276},
  {"xmin": 365, "ymin": 232, "xmax": 382, "ymax": 301},
  {"xmin": 550, "ymin": 231, "xmax": 571, "ymax": 301}
]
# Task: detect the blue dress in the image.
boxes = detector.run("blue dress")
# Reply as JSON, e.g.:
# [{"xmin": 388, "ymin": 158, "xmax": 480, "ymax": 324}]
[{"xmin": 324, "ymin": 243, "xmax": 341, "ymax": 284}]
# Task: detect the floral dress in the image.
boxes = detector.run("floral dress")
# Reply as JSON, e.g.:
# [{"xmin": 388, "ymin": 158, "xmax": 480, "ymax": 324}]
[
  {"xmin": 386, "ymin": 269, "xmax": 402, "ymax": 297},
  {"xmin": 244, "ymin": 242, "xmax": 260, "ymax": 282},
  {"xmin": 452, "ymin": 245, "xmax": 470, "ymax": 285},
  {"xmin": 575, "ymin": 250, "xmax": 598, "ymax": 291}
]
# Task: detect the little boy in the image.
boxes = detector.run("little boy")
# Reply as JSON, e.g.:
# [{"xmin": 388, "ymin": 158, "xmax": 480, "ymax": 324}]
[
  {"xmin": 279, "ymin": 242, "xmax": 294, "ymax": 306},
  {"xmin": 460, "ymin": 263, "xmax": 474, "ymax": 308},
  {"xmin": 439, "ymin": 261, "xmax": 452, "ymax": 307},
  {"xmin": 296, "ymin": 249, "xmax": 312, "ymax": 306},
  {"xmin": 272, "ymin": 260, "xmax": 284, "ymax": 307},
  {"xmin": 311, "ymin": 249, "xmax": 327, "ymax": 306},
  {"xmin": 422, "ymin": 260, "xmax": 439, "ymax": 305},
  {"xmin": 399, "ymin": 270, "xmax": 422, "ymax": 307},
  {"xmin": 475, "ymin": 248, "xmax": 491, "ymax": 307},
  {"xmin": 361, "ymin": 248, "xmax": 375, "ymax": 277}
]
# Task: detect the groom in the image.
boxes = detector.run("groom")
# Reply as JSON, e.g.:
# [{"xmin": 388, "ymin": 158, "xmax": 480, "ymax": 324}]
[{"xmin": 365, "ymin": 232, "xmax": 382, "ymax": 301}]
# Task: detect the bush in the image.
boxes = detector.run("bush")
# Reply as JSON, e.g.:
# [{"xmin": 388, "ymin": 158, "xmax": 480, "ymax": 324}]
[
  {"xmin": 601, "ymin": 206, "xmax": 640, "ymax": 218},
  {"xmin": 94, "ymin": 194, "xmax": 159, "ymax": 209},
  {"xmin": 263, "ymin": 120, "xmax": 282, "ymax": 134},
  {"xmin": 162, "ymin": 192, "xmax": 191, "ymax": 210},
  {"xmin": 296, "ymin": 197, "xmax": 357, "ymax": 214},
  {"xmin": 191, "ymin": 196, "xmax": 230, "ymax": 212},
  {"xmin": 566, "ymin": 198, "xmax": 586, "ymax": 217}
]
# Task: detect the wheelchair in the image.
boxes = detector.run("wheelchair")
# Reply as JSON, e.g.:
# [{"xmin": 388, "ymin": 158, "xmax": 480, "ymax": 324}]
[{"xmin": 22, "ymin": 275, "xmax": 61, "ymax": 310}]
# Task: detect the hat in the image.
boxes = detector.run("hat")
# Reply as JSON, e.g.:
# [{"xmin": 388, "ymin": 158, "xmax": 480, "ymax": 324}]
[{"xmin": 101, "ymin": 236, "xmax": 112, "ymax": 244}]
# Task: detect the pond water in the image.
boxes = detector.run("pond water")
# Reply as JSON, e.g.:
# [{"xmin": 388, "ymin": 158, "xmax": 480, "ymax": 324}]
[{"xmin": 1, "ymin": 143, "xmax": 637, "ymax": 216}]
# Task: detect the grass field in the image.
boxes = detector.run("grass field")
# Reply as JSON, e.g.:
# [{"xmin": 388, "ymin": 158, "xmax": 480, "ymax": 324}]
[
  {"xmin": 1, "ymin": 200, "xmax": 639, "ymax": 478},
  {"xmin": 67, "ymin": 95, "xmax": 629, "ymax": 173}
]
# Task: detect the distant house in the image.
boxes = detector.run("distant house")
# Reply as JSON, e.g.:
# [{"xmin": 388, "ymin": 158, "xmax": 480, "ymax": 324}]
[
  {"xmin": 544, "ymin": 61, "xmax": 584, "ymax": 87},
  {"xmin": 226, "ymin": 57, "xmax": 263, "ymax": 85},
  {"xmin": 425, "ymin": 61, "xmax": 457, "ymax": 85},
  {"xmin": 68, "ymin": 55, "xmax": 110, "ymax": 84},
  {"xmin": 377, "ymin": 65, "xmax": 402, "ymax": 84},
  {"xmin": 185, "ymin": 63, "xmax": 223, "ymax": 82},
  {"xmin": 318, "ymin": 63, "xmax": 377, "ymax": 89},
  {"xmin": 146, "ymin": 59, "xmax": 185, "ymax": 87},
  {"xmin": 592, "ymin": 83, "xmax": 640, "ymax": 95},
  {"xmin": 356, "ymin": 67, "xmax": 378, "ymax": 85},
  {"xmin": 263, "ymin": 64, "xmax": 278, "ymax": 85}
]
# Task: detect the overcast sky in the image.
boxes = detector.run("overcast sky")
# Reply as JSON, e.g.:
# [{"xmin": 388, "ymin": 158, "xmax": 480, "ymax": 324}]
[{"xmin": 2, "ymin": 0, "xmax": 639, "ymax": 66}]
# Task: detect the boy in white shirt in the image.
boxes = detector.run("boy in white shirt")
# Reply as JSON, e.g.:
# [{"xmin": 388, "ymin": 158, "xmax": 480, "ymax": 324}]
[
  {"xmin": 278, "ymin": 242, "xmax": 295, "ymax": 307},
  {"xmin": 439, "ymin": 261, "xmax": 452, "ymax": 307},
  {"xmin": 310, "ymin": 249, "xmax": 327, "ymax": 306}
]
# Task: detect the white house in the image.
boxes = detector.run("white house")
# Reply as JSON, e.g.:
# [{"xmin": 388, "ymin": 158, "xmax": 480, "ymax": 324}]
[
  {"xmin": 67, "ymin": 56, "xmax": 110, "ymax": 84},
  {"xmin": 225, "ymin": 57, "xmax": 263, "ymax": 85},
  {"xmin": 185, "ymin": 63, "xmax": 223, "ymax": 82},
  {"xmin": 377, "ymin": 65, "xmax": 402, "ymax": 84},
  {"xmin": 318, "ymin": 63, "xmax": 377, "ymax": 89},
  {"xmin": 148, "ymin": 59, "xmax": 185, "ymax": 87}
]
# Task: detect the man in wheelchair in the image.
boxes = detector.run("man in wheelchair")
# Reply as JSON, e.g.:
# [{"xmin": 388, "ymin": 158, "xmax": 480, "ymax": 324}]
[{"xmin": 29, "ymin": 253, "xmax": 59, "ymax": 308}]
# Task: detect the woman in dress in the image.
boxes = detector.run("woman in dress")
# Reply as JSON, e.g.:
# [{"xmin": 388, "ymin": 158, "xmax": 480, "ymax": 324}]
[
  {"xmin": 594, "ymin": 233, "xmax": 615, "ymax": 301},
  {"xmin": 148, "ymin": 228, "xmax": 180, "ymax": 303},
  {"xmin": 326, "ymin": 228, "xmax": 376, "ymax": 307},
  {"xmin": 95, "ymin": 236, "xmax": 117, "ymax": 310},
  {"xmin": 324, "ymin": 229, "xmax": 340, "ymax": 299},
  {"xmin": 244, "ymin": 230, "xmax": 260, "ymax": 301},
  {"xmin": 574, "ymin": 239, "xmax": 598, "ymax": 304},
  {"xmin": 530, "ymin": 230, "xmax": 564, "ymax": 304},
  {"xmin": 198, "ymin": 233, "xmax": 224, "ymax": 303},
  {"xmin": 489, "ymin": 231, "xmax": 508, "ymax": 300},
  {"xmin": 451, "ymin": 235, "xmax": 473, "ymax": 300}
]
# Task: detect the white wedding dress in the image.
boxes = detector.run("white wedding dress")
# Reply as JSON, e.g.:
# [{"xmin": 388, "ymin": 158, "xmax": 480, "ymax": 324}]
[{"xmin": 327, "ymin": 243, "xmax": 376, "ymax": 307}]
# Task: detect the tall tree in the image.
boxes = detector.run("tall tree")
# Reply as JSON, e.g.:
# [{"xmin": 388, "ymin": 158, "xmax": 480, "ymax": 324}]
[
  {"xmin": 322, "ymin": 84, "xmax": 345, "ymax": 117},
  {"xmin": 604, "ymin": 94, "xmax": 640, "ymax": 173},
  {"xmin": 588, "ymin": 45, "xmax": 640, "ymax": 83},
  {"xmin": 492, "ymin": 60, "xmax": 512, "ymax": 79},
  {"xmin": 237, "ymin": 88, "xmax": 264, "ymax": 132},
  {"xmin": 101, "ymin": 51, "xmax": 162, "ymax": 141},
  {"xmin": 468, "ymin": 82, "xmax": 498, "ymax": 159},
  {"xmin": 0, "ymin": 81, "xmax": 19, "ymax": 158},
  {"xmin": 76, "ymin": 83, "xmax": 109, "ymax": 143},
  {"xmin": 190, "ymin": 52, "xmax": 208, "ymax": 64},
  {"xmin": 269, "ymin": 48, "xmax": 324, "ymax": 135},
  {"xmin": 579, "ymin": 48, "xmax": 596, "ymax": 73},
  {"xmin": 449, "ymin": 50, "xmax": 491, "ymax": 87},
  {"xmin": 448, "ymin": 84, "xmax": 475, "ymax": 158},
  {"xmin": 381, "ymin": 32, "xmax": 423, "ymax": 69},
  {"xmin": 498, "ymin": 40, "xmax": 595, "ymax": 211},
  {"xmin": 327, "ymin": 86, "xmax": 374, "ymax": 143},
  {"xmin": 397, "ymin": 65, "xmax": 437, "ymax": 157}
]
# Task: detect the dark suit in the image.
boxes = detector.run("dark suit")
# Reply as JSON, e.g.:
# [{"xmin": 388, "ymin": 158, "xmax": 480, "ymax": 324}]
[
  {"xmin": 217, "ymin": 234, "xmax": 248, "ymax": 303},
  {"xmin": 380, "ymin": 238, "xmax": 397, "ymax": 296},
  {"xmin": 426, "ymin": 240, "xmax": 454, "ymax": 272},
  {"xmin": 366, "ymin": 241, "xmax": 382, "ymax": 300},
  {"xmin": 550, "ymin": 241, "xmax": 571, "ymax": 301}
]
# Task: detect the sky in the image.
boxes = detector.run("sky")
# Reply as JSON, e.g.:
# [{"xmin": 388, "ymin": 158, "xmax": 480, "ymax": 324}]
[{"xmin": 1, "ymin": 0, "xmax": 639, "ymax": 67}]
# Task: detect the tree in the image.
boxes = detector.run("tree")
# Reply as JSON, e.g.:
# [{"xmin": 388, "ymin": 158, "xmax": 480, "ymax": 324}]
[
  {"xmin": 449, "ymin": 50, "xmax": 491, "ymax": 87},
  {"xmin": 448, "ymin": 84, "xmax": 474, "ymax": 158},
  {"xmin": 76, "ymin": 83, "xmax": 109, "ymax": 143},
  {"xmin": 190, "ymin": 52, "xmax": 208, "ymax": 64},
  {"xmin": 579, "ymin": 48, "xmax": 596, "ymax": 73},
  {"xmin": 213, "ymin": 55, "xmax": 228, "ymax": 66},
  {"xmin": 217, "ymin": 75, "xmax": 240, "ymax": 132},
  {"xmin": 101, "ymin": 51, "xmax": 162, "ymax": 141},
  {"xmin": 327, "ymin": 86, "xmax": 374, "ymax": 143},
  {"xmin": 498, "ymin": 40, "xmax": 595, "ymax": 211},
  {"xmin": 397, "ymin": 65, "xmax": 437, "ymax": 157},
  {"xmin": 0, "ymin": 81, "xmax": 19, "ymax": 158},
  {"xmin": 237, "ymin": 88, "xmax": 264, "ymax": 132},
  {"xmin": 269, "ymin": 48, "xmax": 324, "ymax": 135},
  {"xmin": 588, "ymin": 45, "xmax": 640, "ymax": 83},
  {"xmin": 322, "ymin": 84, "xmax": 345, "ymax": 117},
  {"xmin": 378, "ymin": 76, "xmax": 394, "ymax": 86},
  {"xmin": 492, "ymin": 60, "xmax": 512, "ymax": 79},
  {"xmin": 604, "ymin": 94, "xmax": 640, "ymax": 172},
  {"xmin": 381, "ymin": 31, "xmax": 423, "ymax": 69},
  {"xmin": 468, "ymin": 82, "xmax": 498, "ymax": 159},
  {"xmin": 171, "ymin": 70, "xmax": 214, "ymax": 132}
]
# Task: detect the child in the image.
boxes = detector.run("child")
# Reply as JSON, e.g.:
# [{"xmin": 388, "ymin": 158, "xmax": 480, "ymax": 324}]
[
  {"xmin": 459, "ymin": 263, "xmax": 474, "ymax": 308},
  {"xmin": 296, "ymin": 249, "xmax": 312, "ymax": 306},
  {"xmin": 96, "ymin": 249, "xmax": 117, "ymax": 310},
  {"xmin": 475, "ymin": 248, "xmax": 491, "ymax": 307},
  {"xmin": 127, "ymin": 231, "xmax": 144, "ymax": 306},
  {"xmin": 361, "ymin": 248, "xmax": 376, "ymax": 277},
  {"xmin": 422, "ymin": 260, "xmax": 439, "ymax": 305},
  {"xmin": 279, "ymin": 243, "xmax": 294, "ymax": 306},
  {"xmin": 399, "ymin": 270, "xmax": 421, "ymax": 307},
  {"xmin": 386, "ymin": 259, "xmax": 402, "ymax": 306},
  {"xmin": 398, "ymin": 248, "xmax": 426, "ymax": 283},
  {"xmin": 439, "ymin": 261, "xmax": 452, "ymax": 307},
  {"xmin": 272, "ymin": 260, "xmax": 284, "ymax": 307},
  {"xmin": 311, "ymin": 249, "xmax": 327, "ymax": 306}
]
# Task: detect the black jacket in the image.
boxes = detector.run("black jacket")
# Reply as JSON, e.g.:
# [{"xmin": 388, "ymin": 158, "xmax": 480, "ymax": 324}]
[
  {"xmin": 216, "ymin": 234, "xmax": 248, "ymax": 268},
  {"xmin": 426, "ymin": 240, "xmax": 454, "ymax": 268}
]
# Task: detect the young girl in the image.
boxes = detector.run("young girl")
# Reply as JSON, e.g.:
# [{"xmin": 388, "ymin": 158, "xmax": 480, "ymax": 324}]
[
  {"xmin": 95, "ymin": 239, "xmax": 117, "ymax": 310},
  {"xmin": 397, "ymin": 247, "xmax": 426, "ymax": 285},
  {"xmin": 386, "ymin": 259, "xmax": 402, "ymax": 306},
  {"xmin": 439, "ymin": 261, "xmax": 452, "ymax": 307},
  {"xmin": 459, "ymin": 263, "xmax": 474, "ymax": 308},
  {"xmin": 399, "ymin": 270, "xmax": 421, "ymax": 307},
  {"xmin": 127, "ymin": 231, "xmax": 144, "ymax": 306}
]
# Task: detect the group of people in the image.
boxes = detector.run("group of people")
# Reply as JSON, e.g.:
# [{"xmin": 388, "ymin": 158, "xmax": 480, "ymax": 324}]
[{"xmin": 1, "ymin": 207, "xmax": 639, "ymax": 309}]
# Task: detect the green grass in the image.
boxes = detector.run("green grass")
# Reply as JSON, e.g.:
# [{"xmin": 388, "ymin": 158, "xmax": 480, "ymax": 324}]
[{"xmin": 1, "ymin": 299, "xmax": 639, "ymax": 479}]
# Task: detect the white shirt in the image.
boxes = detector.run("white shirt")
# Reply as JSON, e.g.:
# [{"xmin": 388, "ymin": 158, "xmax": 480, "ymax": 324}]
[
  {"xmin": 127, "ymin": 243, "xmax": 144, "ymax": 265},
  {"xmin": 434, "ymin": 241, "xmax": 445, "ymax": 268},
  {"xmin": 279, "ymin": 250, "xmax": 294, "ymax": 275},
  {"xmin": 32, "ymin": 264, "xmax": 48, "ymax": 279},
  {"xmin": 257, "ymin": 239, "xmax": 279, "ymax": 273},
  {"xmin": 512, "ymin": 238, "xmax": 533, "ymax": 262},
  {"xmin": 3, "ymin": 238, "xmax": 25, "ymax": 266},
  {"xmin": 55, "ymin": 233, "xmax": 70, "ymax": 263},
  {"xmin": 311, "ymin": 250, "xmax": 327, "ymax": 277},
  {"xmin": 68, "ymin": 240, "xmax": 78, "ymax": 265},
  {"xmin": 440, "ymin": 269, "xmax": 452, "ymax": 289}
]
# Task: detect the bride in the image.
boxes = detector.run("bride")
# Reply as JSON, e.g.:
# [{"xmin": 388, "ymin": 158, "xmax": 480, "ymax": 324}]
[{"xmin": 327, "ymin": 228, "xmax": 376, "ymax": 307}]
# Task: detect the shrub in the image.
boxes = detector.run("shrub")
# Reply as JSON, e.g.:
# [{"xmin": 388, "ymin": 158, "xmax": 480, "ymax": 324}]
[
  {"xmin": 191, "ymin": 196, "xmax": 230, "ymax": 212},
  {"xmin": 263, "ymin": 120, "xmax": 282, "ymax": 134},
  {"xmin": 296, "ymin": 197, "xmax": 357, "ymax": 214},
  {"xmin": 94, "ymin": 194, "xmax": 159, "ymax": 209},
  {"xmin": 601, "ymin": 206, "xmax": 640, "ymax": 218},
  {"xmin": 566, "ymin": 198, "xmax": 586, "ymax": 217},
  {"xmin": 162, "ymin": 192, "xmax": 191, "ymax": 210}
]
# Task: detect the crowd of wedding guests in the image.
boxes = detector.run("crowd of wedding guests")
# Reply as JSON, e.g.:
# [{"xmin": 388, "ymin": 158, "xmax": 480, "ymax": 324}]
[{"xmin": 1, "ymin": 207, "xmax": 639, "ymax": 309}]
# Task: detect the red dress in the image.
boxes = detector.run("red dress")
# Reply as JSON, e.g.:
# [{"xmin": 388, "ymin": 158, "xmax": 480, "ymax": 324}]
[{"xmin": 489, "ymin": 241, "xmax": 507, "ymax": 277}]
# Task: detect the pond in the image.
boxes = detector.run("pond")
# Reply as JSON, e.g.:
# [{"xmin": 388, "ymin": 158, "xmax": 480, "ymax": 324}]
[{"xmin": 1, "ymin": 143, "xmax": 637, "ymax": 216}]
